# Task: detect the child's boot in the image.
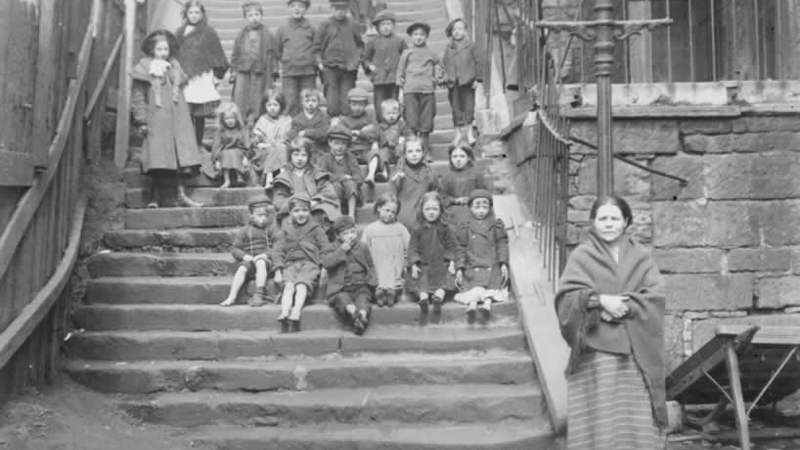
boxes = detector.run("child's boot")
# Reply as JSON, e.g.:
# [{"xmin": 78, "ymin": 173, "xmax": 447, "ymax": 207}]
[
  {"xmin": 466, "ymin": 301, "xmax": 478, "ymax": 324},
  {"xmin": 248, "ymin": 285, "xmax": 268, "ymax": 307},
  {"xmin": 351, "ymin": 309, "xmax": 368, "ymax": 336},
  {"xmin": 418, "ymin": 295, "xmax": 430, "ymax": 326},
  {"xmin": 431, "ymin": 294, "xmax": 444, "ymax": 324},
  {"xmin": 290, "ymin": 319, "xmax": 301, "ymax": 333},
  {"xmin": 375, "ymin": 288, "xmax": 387, "ymax": 307},
  {"xmin": 478, "ymin": 300, "xmax": 492, "ymax": 324}
]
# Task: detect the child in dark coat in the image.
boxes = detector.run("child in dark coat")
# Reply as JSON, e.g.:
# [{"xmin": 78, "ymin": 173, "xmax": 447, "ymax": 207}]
[
  {"xmin": 442, "ymin": 18, "xmax": 484, "ymax": 146},
  {"xmin": 397, "ymin": 22, "xmax": 442, "ymax": 153},
  {"xmin": 363, "ymin": 10, "xmax": 406, "ymax": 122},
  {"xmin": 289, "ymin": 89, "xmax": 331, "ymax": 161},
  {"xmin": 211, "ymin": 102, "xmax": 251, "ymax": 188},
  {"xmin": 274, "ymin": 193, "xmax": 332, "ymax": 332},
  {"xmin": 454, "ymin": 189, "xmax": 510, "ymax": 324},
  {"xmin": 275, "ymin": 0, "xmax": 319, "ymax": 116},
  {"xmin": 389, "ymin": 135, "xmax": 439, "ymax": 231},
  {"xmin": 323, "ymin": 215, "xmax": 376, "ymax": 335},
  {"xmin": 318, "ymin": 124, "xmax": 364, "ymax": 219},
  {"xmin": 315, "ymin": 0, "xmax": 364, "ymax": 117},
  {"xmin": 407, "ymin": 192, "xmax": 458, "ymax": 325},
  {"xmin": 220, "ymin": 197, "xmax": 277, "ymax": 307},
  {"xmin": 337, "ymin": 87, "xmax": 379, "ymax": 164},
  {"xmin": 229, "ymin": 2, "xmax": 279, "ymax": 125},
  {"xmin": 366, "ymin": 98, "xmax": 406, "ymax": 184},
  {"xmin": 440, "ymin": 144, "xmax": 487, "ymax": 227}
]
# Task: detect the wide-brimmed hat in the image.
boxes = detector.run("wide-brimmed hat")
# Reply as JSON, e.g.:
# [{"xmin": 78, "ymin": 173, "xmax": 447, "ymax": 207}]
[
  {"xmin": 372, "ymin": 10, "xmax": 396, "ymax": 26},
  {"xmin": 406, "ymin": 22, "xmax": 431, "ymax": 36}
]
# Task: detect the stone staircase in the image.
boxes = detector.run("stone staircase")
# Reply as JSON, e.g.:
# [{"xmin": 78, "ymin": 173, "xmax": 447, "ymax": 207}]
[{"xmin": 63, "ymin": 0, "xmax": 558, "ymax": 448}]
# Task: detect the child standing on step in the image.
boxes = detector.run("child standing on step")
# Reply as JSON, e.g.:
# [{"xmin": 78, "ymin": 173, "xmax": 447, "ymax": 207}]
[
  {"xmin": 390, "ymin": 135, "xmax": 438, "ymax": 231},
  {"xmin": 440, "ymin": 144, "xmax": 488, "ymax": 227},
  {"xmin": 442, "ymin": 18, "xmax": 484, "ymax": 146},
  {"xmin": 274, "ymin": 193, "xmax": 331, "ymax": 332},
  {"xmin": 365, "ymin": 98, "xmax": 406, "ymax": 184},
  {"xmin": 397, "ymin": 21, "xmax": 442, "ymax": 154},
  {"xmin": 220, "ymin": 196, "xmax": 277, "ymax": 307},
  {"xmin": 454, "ymin": 189, "xmax": 510, "ymax": 325},
  {"xmin": 407, "ymin": 191, "xmax": 458, "ymax": 325},
  {"xmin": 337, "ymin": 87, "xmax": 379, "ymax": 164},
  {"xmin": 275, "ymin": 0, "xmax": 318, "ymax": 117},
  {"xmin": 251, "ymin": 89, "xmax": 292, "ymax": 188},
  {"xmin": 289, "ymin": 89, "xmax": 331, "ymax": 161},
  {"xmin": 318, "ymin": 124, "xmax": 363, "ymax": 220},
  {"xmin": 363, "ymin": 10, "xmax": 406, "ymax": 122},
  {"xmin": 211, "ymin": 102, "xmax": 251, "ymax": 189},
  {"xmin": 315, "ymin": 0, "xmax": 364, "ymax": 118},
  {"xmin": 362, "ymin": 193, "xmax": 410, "ymax": 307},
  {"xmin": 323, "ymin": 215, "xmax": 376, "ymax": 335},
  {"xmin": 230, "ymin": 2, "xmax": 279, "ymax": 125}
]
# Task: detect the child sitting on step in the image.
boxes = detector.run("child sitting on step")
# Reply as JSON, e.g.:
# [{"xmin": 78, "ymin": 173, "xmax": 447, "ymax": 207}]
[
  {"xmin": 323, "ymin": 215, "xmax": 376, "ymax": 335},
  {"xmin": 454, "ymin": 189, "xmax": 510, "ymax": 325},
  {"xmin": 318, "ymin": 124, "xmax": 364, "ymax": 220},
  {"xmin": 211, "ymin": 102, "xmax": 251, "ymax": 189},
  {"xmin": 407, "ymin": 191, "xmax": 458, "ymax": 325},
  {"xmin": 337, "ymin": 87, "xmax": 379, "ymax": 164},
  {"xmin": 251, "ymin": 89, "xmax": 292, "ymax": 189},
  {"xmin": 220, "ymin": 196, "xmax": 277, "ymax": 307},
  {"xmin": 289, "ymin": 89, "xmax": 331, "ymax": 162},
  {"xmin": 440, "ymin": 143, "xmax": 488, "ymax": 228},
  {"xmin": 361, "ymin": 193, "xmax": 409, "ymax": 307},
  {"xmin": 365, "ymin": 98, "xmax": 406, "ymax": 184},
  {"xmin": 390, "ymin": 135, "xmax": 438, "ymax": 231},
  {"xmin": 442, "ymin": 18, "xmax": 484, "ymax": 146},
  {"xmin": 274, "ymin": 193, "xmax": 332, "ymax": 332}
]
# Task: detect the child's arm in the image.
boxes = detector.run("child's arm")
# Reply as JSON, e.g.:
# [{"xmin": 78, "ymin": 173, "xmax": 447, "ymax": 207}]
[
  {"xmin": 348, "ymin": 157, "xmax": 364, "ymax": 184},
  {"xmin": 266, "ymin": 31, "xmax": 280, "ymax": 81},
  {"xmin": 363, "ymin": 40, "xmax": 376, "ymax": 73},
  {"xmin": 321, "ymin": 239, "xmax": 348, "ymax": 269},
  {"xmin": 495, "ymin": 218, "xmax": 510, "ymax": 266},
  {"xmin": 130, "ymin": 80, "xmax": 148, "ymax": 129},
  {"xmin": 302, "ymin": 113, "xmax": 330, "ymax": 142},
  {"xmin": 230, "ymin": 228, "xmax": 250, "ymax": 261},
  {"xmin": 406, "ymin": 228, "xmax": 422, "ymax": 273},
  {"xmin": 313, "ymin": 22, "xmax": 327, "ymax": 70},
  {"xmin": 361, "ymin": 245, "xmax": 379, "ymax": 288},
  {"xmin": 395, "ymin": 49, "xmax": 410, "ymax": 89},
  {"xmin": 471, "ymin": 42, "xmax": 485, "ymax": 87}
]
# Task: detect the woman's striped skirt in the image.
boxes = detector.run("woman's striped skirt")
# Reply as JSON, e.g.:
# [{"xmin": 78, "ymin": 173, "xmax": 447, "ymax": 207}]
[{"xmin": 566, "ymin": 351, "xmax": 666, "ymax": 450}]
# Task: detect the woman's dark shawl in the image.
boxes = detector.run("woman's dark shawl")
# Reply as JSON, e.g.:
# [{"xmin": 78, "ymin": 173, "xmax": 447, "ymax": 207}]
[
  {"xmin": 175, "ymin": 20, "xmax": 229, "ymax": 79},
  {"xmin": 555, "ymin": 230, "xmax": 668, "ymax": 428}
]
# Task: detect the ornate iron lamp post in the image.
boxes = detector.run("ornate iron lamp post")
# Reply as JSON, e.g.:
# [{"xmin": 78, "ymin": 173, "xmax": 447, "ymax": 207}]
[{"xmin": 536, "ymin": 0, "xmax": 671, "ymax": 196}]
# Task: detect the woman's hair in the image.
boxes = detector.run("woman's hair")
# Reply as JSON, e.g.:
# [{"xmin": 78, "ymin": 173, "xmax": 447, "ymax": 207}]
[
  {"xmin": 261, "ymin": 89, "xmax": 287, "ymax": 116},
  {"xmin": 417, "ymin": 191, "xmax": 443, "ymax": 223},
  {"xmin": 448, "ymin": 144, "xmax": 474, "ymax": 165},
  {"xmin": 140, "ymin": 30, "xmax": 179, "ymax": 58},
  {"xmin": 241, "ymin": 1, "xmax": 263, "ymax": 16},
  {"xmin": 182, "ymin": 1, "xmax": 206, "ymax": 22},
  {"xmin": 589, "ymin": 195, "xmax": 633, "ymax": 228},
  {"xmin": 287, "ymin": 136, "xmax": 312, "ymax": 162},
  {"xmin": 216, "ymin": 102, "xmax": 244, "ymax": 129},
  {"xmin": 373, "ymin": 192, "xmax": 400, "ymax": 215}
]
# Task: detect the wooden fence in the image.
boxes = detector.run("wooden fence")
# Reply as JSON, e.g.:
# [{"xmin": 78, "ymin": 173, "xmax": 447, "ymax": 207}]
[{"xmin": 0, "ymin": 0, "xmax": 124, "ymax": 401}]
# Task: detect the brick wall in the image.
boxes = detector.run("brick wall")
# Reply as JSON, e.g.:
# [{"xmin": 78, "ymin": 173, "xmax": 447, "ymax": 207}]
[{"xmin": 567, "ymin": 114, "xmax": 800, "ymax": 369}]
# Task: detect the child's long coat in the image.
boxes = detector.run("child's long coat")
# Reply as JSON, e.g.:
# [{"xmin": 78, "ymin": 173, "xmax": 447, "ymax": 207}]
[
  {"xmin": 272, "ymin": 166, "xmax": 341, "ymax": 221},
  {"xmin": 406, "ymin": 221, "xmax": 457, "ymax": 293},
  {"xmin": 455, "ymin": 216, "xmax": 509, "ymax": 290},
  {"xmin": 389, "ymin": 163, "xmax": 438, "ymax": 231}
]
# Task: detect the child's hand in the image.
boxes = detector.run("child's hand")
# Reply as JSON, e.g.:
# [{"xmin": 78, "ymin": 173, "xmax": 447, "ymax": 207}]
[
  {"xmin": 298, "ymin": 130, "xmax": 307, "ymax": 137},
  {"xmin": 214, "ymin": 160, "xmax": 222, "ymax": 171},
  {"xmin": 411, "ymin": 264, "xmax": 421, "ymax": 280},
  {"xmin": 455, "ymin": 270, "xmax": 463, "ymax": 287},
  {"xmin": 600, "ymin": 310, "xmax": 615, "ymax": 322},
  {"xmin": 228, "ymin": 73, "xmax": 236, "ymax": 84},
  {"xmin": 318, "ymin": 63, "xmax": 325, "ymax": 72},
  {"xmin": 242, "ymin": 157, "xmax": 250, "ymax": 168},
  {"xmin": 368, "ymin": 64, "xmax": 376, "ymax": 73},
  {"xmin": 472, "ymin": 80, "xmax": 480, "ymax": 90},
  {"xmin": 138, "ymin": 125, "xmax": 148, "ymax": 136},
  {"xmin": 274, "ymin": 270, "xmax": 283, "ymax": 284},
  {"xmin": 254, "ymin": 253, "xmax": 268, "ymax": 262},
  {"xmin": 456, "ymin": 196, "xmax": 468, "ymax": 205},
  {"xmin": 243, "ymin": 254, "xmax": 254, "ymax": 262},
  {"xmin": 500, "ymin": 264, "xmax": 509, "ymax": 284},
  {"xmin": 391, "ymin": 171, "xmax": 404, "ymax": 182},
  {"xmin": 448, "ymin": 261, "xmax": 456, "ymax": 275}
]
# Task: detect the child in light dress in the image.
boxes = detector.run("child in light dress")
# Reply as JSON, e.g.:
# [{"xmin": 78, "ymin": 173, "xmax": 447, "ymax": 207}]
[
  {"xmin": 251, "ymin": 89, "xmax": 292, "ymax": 188},
  {"xmin": 211, "ymin": 102, "xmax": 251, "ymax": 189},
  {"xmin": 361, "ymin": 193, "xmax": 410, "ymax": 307}
]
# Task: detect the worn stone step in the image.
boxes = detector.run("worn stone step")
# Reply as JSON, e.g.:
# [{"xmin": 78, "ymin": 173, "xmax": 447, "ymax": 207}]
[
  {"xmin": 104, "ymin": 227, "xmax": 239, "ymax": 250},
  {"xmin": 124, "ymin": 206, "xmax": 249, "ymax": 229},
  {"xmin": 65, "ymin": 326, "xmax": 526, "ymax": 361},
  {"xmin": 120, "ymin": 383, "xmax": 544, "ymax": 428},
  {"xmin": 73, "ymin": 302, "xmax": 519, "ymax": 331},
  {"xmin": 65, "ymin": 350, "xmax": 535, "ymax": 394},
  {"xmin": 185, "ymin": 420, "xmax": 557, "ymax": 450},
  {"xmin": 87, "ymin": 252, "xmax": 235, "ymax": 277}
]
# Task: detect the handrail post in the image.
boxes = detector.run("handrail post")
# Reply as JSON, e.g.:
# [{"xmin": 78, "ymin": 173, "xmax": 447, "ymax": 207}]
[{"xmin": 114, "ymin": 0, "xmax": 137, "ymax": 169}]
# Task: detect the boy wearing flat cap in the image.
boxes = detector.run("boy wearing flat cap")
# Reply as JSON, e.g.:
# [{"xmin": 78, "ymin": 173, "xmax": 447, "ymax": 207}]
[
  {"xmin": 322, "ymin": 215, "xmax": 376, "ymax": 335},
  {"xmin": 397, "ymin": 21, "xmax": 442, "ymax": 154},
  {"xmin": 363, "ymin": 10, "xmax": 407, "ymax": 122},
  {"xmin": 318, "ymin": 123, "xmax": 365, "ymax": 219},
  {"xmin": 315, "ymin": 0, "xmax": 364, "ymax": 117},
  {"xmin": 337, "ymin": 87, "xmax": 379, "ymax": 164}
]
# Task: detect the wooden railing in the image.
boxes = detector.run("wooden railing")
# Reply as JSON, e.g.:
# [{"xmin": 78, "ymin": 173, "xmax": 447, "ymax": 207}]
[{"xmin": 0, "ymin": 0, "xmax": 124, "ymax": 401}]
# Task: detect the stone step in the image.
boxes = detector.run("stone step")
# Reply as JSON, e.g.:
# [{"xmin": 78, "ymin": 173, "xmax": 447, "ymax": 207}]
[
  {"xmin": 104, "ymin": 227, "xmax": 239, "ymax": 250},
  {"xmin": 124, "ymin": 206, "xmax": 249, "ymax": 229},
  {"xmin": 73, "ymin": 302, "xmax": 519, "ymax": 331},
  {"xmin": 87, "ymin": 252, "xmax": 235, "ymax": 278},
  {"xmin": 120, "ymin": 383, "xmax": 544, "ymax": 428},
  {"xmin": 185, "ymin": 421, "xmax": 556, "ymax": 450},
  {"xmin": 65, "ymin": 326, "xmax": 526, "ymax": 361},
  {"xmin": 64, "ymin": 350, "xmax": 535, "ymax": 393}
]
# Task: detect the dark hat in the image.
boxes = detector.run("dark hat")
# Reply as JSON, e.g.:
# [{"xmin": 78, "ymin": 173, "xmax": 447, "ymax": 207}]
[
  {"xmin": 445, "ymin": 18, "xmax": 466, "ymax": 38},
  {"xmin": 406, "ymin": 22, "xmax": 431, "ymax": 36},
  {"xmin": 287, "ymin": 0, "xmax": 310, "ymax": 6},
  {"xmin": 248, "ymin": 195, "xmax": 273, "ymax": 211},
  {"xmin": 347, "ymin": 87, "xmax": 369, "ymax": 102},
  {"xmin": 288, "ymin": 193, "xmax": 312, "ymax": 209},
  {"xmin": 331, "ymin": 215, "xmax": 356, "ymax": 234},
  {"xmin": 468, "ymin": 189, "xmax": 493, "ymax": 207},
  {"xmin": 327, "ymin": 123, "xmax": 352, "ymax": 141},
  {"xmin": 372, "ymin": 10, "xmax": 396, "ymax": 25},
  {"xmin": 329, "ymin": 0, "xmax": 349, "ymax": 7}
]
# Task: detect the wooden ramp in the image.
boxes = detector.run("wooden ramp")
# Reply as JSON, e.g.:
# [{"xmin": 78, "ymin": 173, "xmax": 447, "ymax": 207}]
[{"xmin": 667, "ymin": 325, "xmax": 800, "ymax": 450}]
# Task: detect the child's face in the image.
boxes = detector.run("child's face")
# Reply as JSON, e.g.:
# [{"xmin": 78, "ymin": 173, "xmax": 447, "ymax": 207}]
[
  {"xmin": 290, "ymin": 204, "xmax": 310, "ymax": 225},
  {"xmin": 422, "ymin": 199, "xmax": 441, "ymax": 223},
  {"xmin": 250, "ymin": 207, "xmax": 271, "ymax": 227},
  {"xmin": 451, "ymin": 21, "xmax": 467, "ymax": 40},
  {"xmin": 470, "ymin": 198, "xmax": 491, "ymax": 220},
  {"xmin": 411, "ymin": 29, "xmax": 428, "ymax": 46},
  {"xmin": 382, "ymin": 105, "xmax": 400, "ymax": 124},
  {"xmin": 377, "ymin": 202, "xmax": 398, "ymax": 224},
  {"xmin": 349, "ymin": 100, "xmax": 367, "ymax": 116},
  {"xmin": 339, "ymin": 227, "xmax": 358, "ymax": 243},
  {"xmin": 329, "ymin": 139, "xmax": 348, "ymax": 158},
  {"xmin": 332, "ymin": 6, "xmax": 348, "ymax": 20},
  {"xmin": 186, "ymin": 6, "xmax": 204, "ymax": 25},
  {"xmin": 290, "ymin": 149, "xmax": 309, "ymax": 169},
  {"xmin": 450, "ymin": 148, "xmax": 469, "ymax": 169},
  {"xmin": 404, "ymin": 142, "xmax": 424, "ymax": 165},
  {"xmin": 245, "ymin": 8, "xmax": 262, "ymax": 26},
  {"xmin": 265, "ymin": 99, "xmax": 281, "ymax": 118},
  {"xmin": 303, "ymin": 95, "xmax": 319, "ymax": 113},
  {"xmin": 223, "ymin": 113, "xmax": 238, "ymax": 128},
  {"xmin": 378, "ymin": 20, "xmax": 394, "ymax": 36},
  {"xmin": 288, "ymin": 1, "xmax": 307, "ymax": 19},
  {"xmin": 153, "ymin": 39, "xmax": 170, "ymax": 60}
]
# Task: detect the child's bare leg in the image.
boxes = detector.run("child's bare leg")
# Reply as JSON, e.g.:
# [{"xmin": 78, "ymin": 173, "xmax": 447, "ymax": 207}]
[
  {"xmin": 279, "ymin": 282, "xmax": 295, "ymax": 320},
  {"xmin": 348, "ymin": 195, "xmax": 357, "ymax": 220},
  {"xmin": 220, "ymin": 265, "xmax": 248, "ymax": 306},
  {"xmin": 365, "ymin": 155, "xmax": 379, "ymax": 183},
  {"xmin": 264, "ymin": 171, "xmax": 274, "ymax": 188},
  {"xmin": 289, "ymin": 284, "xmax": 309, "ymax": 320},
  {"xmin": 254, "ymin": 259, "xmax": 268, "ymax": 288},
  {"xmin": 221, "ymin": 169, "xmax": 231, "ymax": 189}
]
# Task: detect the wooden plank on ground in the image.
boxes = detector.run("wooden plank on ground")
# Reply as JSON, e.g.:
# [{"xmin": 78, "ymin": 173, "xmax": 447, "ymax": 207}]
[{"xmin": 493, "ymin": 194, "xmax": 569, "ymax": 434}]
